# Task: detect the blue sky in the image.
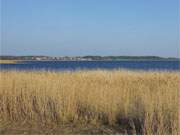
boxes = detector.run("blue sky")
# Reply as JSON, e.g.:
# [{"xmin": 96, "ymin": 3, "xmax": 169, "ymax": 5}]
[{"xmin": 1, "ymin": 0, "xmax": 179, "ymax": 57}]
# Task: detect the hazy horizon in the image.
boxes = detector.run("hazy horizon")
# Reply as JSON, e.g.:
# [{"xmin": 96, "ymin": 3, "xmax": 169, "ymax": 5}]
[{"xmin": 1, "ymin": 0, "xmax": 179, "ymax": 57}]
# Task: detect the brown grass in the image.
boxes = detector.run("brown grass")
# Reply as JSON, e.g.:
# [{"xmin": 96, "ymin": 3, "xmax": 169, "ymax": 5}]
[
  {"xmin": 0, "ymin": 70, "xmax": 179, "ymax": 134},
  {"xmin": 0, "ymin": 60, "xmax": 18, "ymax": 64}
]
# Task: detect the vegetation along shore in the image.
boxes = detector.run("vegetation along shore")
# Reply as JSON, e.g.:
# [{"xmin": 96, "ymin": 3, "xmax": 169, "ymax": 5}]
[
  {"xmin": 0, "ymin": 60, "xmax": 18, "ymax": 64},
  {"xmin": 0, "ymin": 70, "xmax": 179, "ymax": 134},
  {"xmin": 1, "ymin": 55, "xmax": 179, "ymax": 61}
]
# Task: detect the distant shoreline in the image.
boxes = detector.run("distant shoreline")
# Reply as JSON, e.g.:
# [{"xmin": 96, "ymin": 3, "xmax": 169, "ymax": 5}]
[
  {"xmin": 0, "ymin": 55, "xmax": 180, "ymax": 62},
  {"xmin": 0, "ymin": 59, "xmax": 180, "ymax": 64}
]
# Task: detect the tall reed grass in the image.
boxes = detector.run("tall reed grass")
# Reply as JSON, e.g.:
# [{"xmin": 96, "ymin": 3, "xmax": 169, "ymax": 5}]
[{"xmin": 0, "ymin": 70, "xmax": 179, "ymax": 134}]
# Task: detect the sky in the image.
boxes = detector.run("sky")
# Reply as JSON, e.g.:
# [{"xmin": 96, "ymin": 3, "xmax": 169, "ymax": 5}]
[{"xmin": 0, "ymin": 0, "xmax": 179, "ymax": 57}]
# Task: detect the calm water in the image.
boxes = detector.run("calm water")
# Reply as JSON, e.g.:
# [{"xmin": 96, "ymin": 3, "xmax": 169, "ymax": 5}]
[{"xmin": 0, "ymin": 61, "xmax": 180, "ymax": 71}]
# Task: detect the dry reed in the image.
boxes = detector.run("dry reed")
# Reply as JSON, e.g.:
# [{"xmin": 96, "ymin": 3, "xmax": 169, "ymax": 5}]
[{"xmin": 0, "ymin": 70, "xmax": 179, "ymax": 134}]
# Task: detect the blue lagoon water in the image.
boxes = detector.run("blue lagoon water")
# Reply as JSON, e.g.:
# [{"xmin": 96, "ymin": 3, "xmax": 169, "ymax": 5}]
[{"xmin": 0, "ymin": 60, "xmax": 180, "ymax": 71}]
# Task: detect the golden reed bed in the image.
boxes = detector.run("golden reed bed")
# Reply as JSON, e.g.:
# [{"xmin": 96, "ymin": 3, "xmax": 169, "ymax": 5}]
[
  {"xmin": 0, "ymin": 70, "xmax": 179, "ymax": 134},
  {"xmin": 0, "ymin": 60, "xmax": 18, "ymax": 64}
]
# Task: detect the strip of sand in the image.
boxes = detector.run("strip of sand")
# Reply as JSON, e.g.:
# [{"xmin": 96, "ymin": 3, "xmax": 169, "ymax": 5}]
[{"xmin": 0, "ymin": 60, "xmax": 19, "ymax": 64}]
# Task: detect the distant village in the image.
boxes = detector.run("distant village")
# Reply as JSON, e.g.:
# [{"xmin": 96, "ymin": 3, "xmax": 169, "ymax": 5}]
[
  {"xmin": 0, "ymin": 56, "xmax": 95, "ymax": 61},
  {"xmin": 30, "ymin": 56, "xmax": 92, "ymax": 61},
  {"xmin": 0, "ymin": 56, "xmax": 92, "ymax": 61}
]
